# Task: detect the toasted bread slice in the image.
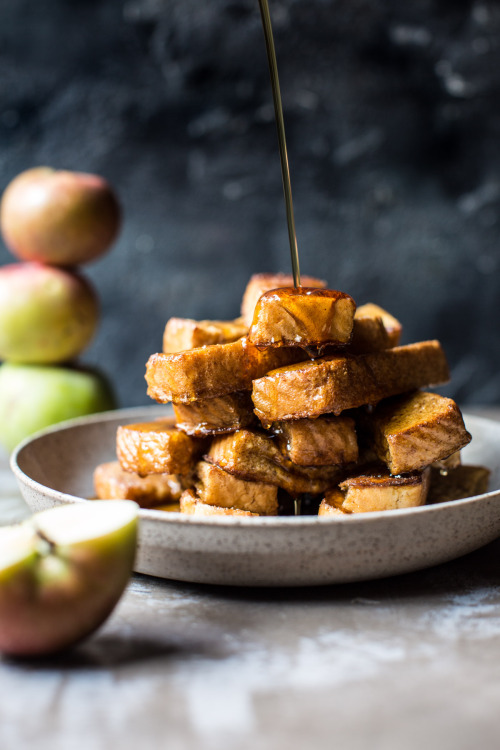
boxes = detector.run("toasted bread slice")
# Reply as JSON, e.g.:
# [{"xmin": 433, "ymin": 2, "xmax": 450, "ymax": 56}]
[
  {"xmin": 272, "ymin": 415, "xmax": 358, "ymax": 466},
  {"xmin": 163, "ymin": 316, "xmax": 247, "ymax": 353},
  {"xmin": 94, "ymin": 461, "xmax": 185, "ymax": 508},
  {"xmin": 207, "ymin": 429, "xmax": 344, "ymax": 494},
  {"xmin": 241, "ymin": 272, "xmax": 326, "ymax": 327},
  {"xmin": 116, "ymin": 418, "xmax": 208, "ymax": 476},
  {"xmin": 248, "ymin": 287, "xmax": 356, "ymax": 348},
  {"xmin": 252, "ymin": 340, "xmax": 450, "ymax": 426},
  {"xmin": 180, "ymin": 488, "xmax": 259, "ymax": 517},
  {"xmin": 355, "ymin": 303, "xmax": 402, "ymax": 347},
  {"xmin": 196, "ymin": 460, "xmax": 278, "ymax": 515},
  {"xmin": 146, "ymin": 337, "xmax": 306, "ymax": 404},
  {"xmin": 319, "ymin": 466, "xmax": 430, "ymax": 514},
  {"xmin": 173, "ymin": 391, "xmax": 256, "ymax": 436},
  {"xmin": 317, "ymin": 495, "xmax": 347, "ymax": 516},
  {"xmin": 363, "ymin": 391, "xmax": 471, "ymax": 474},
  {"xmin": 346, "ymin": 304, "xmax": 401, "ymax": 354},
  {"xmin": 427, "ymin": 464, "xmax": 490, "ymax": 504}
]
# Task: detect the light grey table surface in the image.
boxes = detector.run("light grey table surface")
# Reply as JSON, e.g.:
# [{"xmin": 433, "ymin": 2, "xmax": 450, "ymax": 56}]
[{"xmin": 1, "ymin": 409, "xmax": 500, "ymax": 750}]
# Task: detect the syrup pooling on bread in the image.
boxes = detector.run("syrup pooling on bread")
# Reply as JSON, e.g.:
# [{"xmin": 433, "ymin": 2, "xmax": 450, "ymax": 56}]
[
  {"xmin": 241, "ymin": 273, "xmax": 326, "ymax": 327},
  {"xmin": 248, "ymin": 287, "xmax": 356, "ymax": 349}
]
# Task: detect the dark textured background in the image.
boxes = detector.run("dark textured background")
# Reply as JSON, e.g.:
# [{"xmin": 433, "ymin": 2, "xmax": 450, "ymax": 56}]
[{"xmin": 0, "ymin": 0, "xmax": 499, "ymax": 407}]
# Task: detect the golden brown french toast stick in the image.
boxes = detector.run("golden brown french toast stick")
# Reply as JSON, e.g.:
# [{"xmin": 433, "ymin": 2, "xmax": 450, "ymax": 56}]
[
  {"xmin": 206, "ymin": 429, "xmax": 344, "ymax": 494},
  {"xmin": 146, "ymin": 337, "xmax": 306, "ymax": 404},
  {"xmin": 94, "ymin": 461, "xmax": 185, "ymax": 508},
  {"xmin": 252, "ymin": 340, "xmax": 450, "ymax": 425},
  {"xmin": 179, "ymin": 489, "xmax": 259, "ymax": 517},
  {"xmin": 354, "ymin": 303, "xmax": 402, "ymax": 348},
  {"xmin": 248, "ymin": 287, "xmax": 356, "ymax": 348},
  {"xmin": 363, "ymin": 391, "xmax": 471, "ymax": 474},
  {"xmin": 272, "ymin": 415, "xmax": 358, "ymax": 466},
  {"xmin": 318, "ymin": 467, "xmax": 430, "ymax": 515},
  {"xmin": 241, "ymin": 272, "xmax": 326, "ymax": 327},
  {"xmin": 173, "ymin": 391, "xmax": 255, "ymax": 436},
  {"xmin": 163, "ymin": 316, "xmax": 247, "ymax": 353},
  {"xmin": 196, "ymin": 461, "xmax": 278, "ymax": 515},
  {"xmin": 116, "ymin": 418, "xmax": 207, "ymax": 476}
]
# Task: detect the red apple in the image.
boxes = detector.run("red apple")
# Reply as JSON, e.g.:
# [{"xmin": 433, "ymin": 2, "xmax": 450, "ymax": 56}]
[
  {"xmin": 0, "ymin": 167, "xmax": 121, "ymax": 266},
  {"xmin": 0, "ymin": 263, "xmax": 99, "ymax": 364}
]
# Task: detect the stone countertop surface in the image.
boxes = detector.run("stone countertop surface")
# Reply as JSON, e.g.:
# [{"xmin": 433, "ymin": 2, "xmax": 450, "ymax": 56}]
[{"xmin": 1, "ymin": 408, "xmax": 500, "ymax": 750}]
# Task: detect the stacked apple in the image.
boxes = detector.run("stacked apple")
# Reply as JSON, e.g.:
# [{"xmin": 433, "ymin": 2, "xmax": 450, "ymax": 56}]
[{"xmin": 0, "ymin": 168, "xmax": 121, "ymax": 451}]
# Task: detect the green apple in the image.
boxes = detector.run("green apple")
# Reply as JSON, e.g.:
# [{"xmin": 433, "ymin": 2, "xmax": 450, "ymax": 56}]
[
  {"xmin": 0, "ymin": 263, "xmax": 99, "ymax": 364},
  {"xmin": 0, "ymin": 167, "xmax": 121, "ymax": 266},
  {"xmin": 0, "ymin": 362, "xmax": 117, "ymax": 452},
  {"xmin": 0, "ymin": 500, "xmax": 138, "ymax": 657}
]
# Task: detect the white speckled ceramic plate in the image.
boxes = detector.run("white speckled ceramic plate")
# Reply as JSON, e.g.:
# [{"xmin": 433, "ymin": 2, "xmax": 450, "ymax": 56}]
[{"xmin": 10, "ymin": 406, "xmax": 500, "ymax": 587}]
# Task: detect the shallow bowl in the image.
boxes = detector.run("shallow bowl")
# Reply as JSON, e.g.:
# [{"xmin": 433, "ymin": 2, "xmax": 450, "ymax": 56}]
[{"xmin": 10, "ymin": 407, "xmax": 500, "ymax": 587}]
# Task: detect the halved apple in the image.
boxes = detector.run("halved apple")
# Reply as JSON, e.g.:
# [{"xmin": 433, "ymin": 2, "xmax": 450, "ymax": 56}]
[{"xmin": 0, "ymin": 500, "xmax": 138, "ymax": 658}]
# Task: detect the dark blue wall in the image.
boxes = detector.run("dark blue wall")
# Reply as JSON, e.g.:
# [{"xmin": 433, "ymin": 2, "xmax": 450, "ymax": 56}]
[{"xmin": 1, "ymin": 0, "xmax": 499, "ymax": 406}]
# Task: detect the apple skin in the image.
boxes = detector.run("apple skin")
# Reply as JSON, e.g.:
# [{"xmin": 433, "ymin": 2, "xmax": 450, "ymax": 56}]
[
  {"xmin": 0, "ymin": 362, "xmax": 117, "ymax": 452},
  {"xmin": 0, "ymin": 167, "xmax": 121, "ymax": 266},
  {"xmin": 0, "ymin": 500, "xmax": 138, "ymax": 657},
  {"xmin": 0, "ymin": 263, "xmax": 99, "ymax": 364}
]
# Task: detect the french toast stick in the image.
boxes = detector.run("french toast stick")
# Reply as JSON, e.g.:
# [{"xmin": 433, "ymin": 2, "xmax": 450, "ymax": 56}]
[
  {"xmin": 116, "ymin": 418, "xmax": 208, "ymax": 476},
  {"xmin": 362, "ymin": 391, "xmax": 471, "ymax": 474},
  {"xmin": 173, "ymin": 391, "xmax": 256, "ymax": 436},
  {"xmin": 196, "ymin": 461, "xmax": 278, "ymax": 515},
  {"xmin": 252, "ymin": 340, "xmax": 450, "ymax": 425},
  {"xmin": 318, "ymin": 466, "xmax": 430, "ymax": 515},
  {"xmin": 163, "ymin": 316, "xmax": 247, "ymax": 353},
  {"xmin": 206, "ymin": 429, "xmax": 345, "ymax": 494},
  {"xmin": 180, "ymin": 489, "xmax": 259, "ymax": 517},
  {"xmin": 272, "ymin": 415, "xmax": 358, "ymax": 466},
  {"xmin": 354, "ymin": 303, "xmax": 402, "ymax": 348},
  {"xmin": 94, "ymin": 461, "xmax": 185, "ymax": 508},
  {"xmin": 146, "ymin": 337, "xmax": 306, "ymax": 404},
  {"xmin": 248, "ymin": 288, "xmax": 356, "ymax": 348},
  {"xmin": 241, "ymin": 272, "xmax": 326, "ymax": 327}
]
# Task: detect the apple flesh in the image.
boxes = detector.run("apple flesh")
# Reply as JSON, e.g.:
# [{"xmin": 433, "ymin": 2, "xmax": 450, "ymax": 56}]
[
  {"xmin": 0, "ymin": 263, "xmax": 99, "ymax": 364},
  {"xmin": 0, "ymin": 362, "xmax": 116, "ymax": 452},
  {"xmin": 0, "ymin": 167, "xmax": 121, "ymax": 266},
  {"xmin": 0, "ymin": 500, "xmax": 138, "ymax": 657}
]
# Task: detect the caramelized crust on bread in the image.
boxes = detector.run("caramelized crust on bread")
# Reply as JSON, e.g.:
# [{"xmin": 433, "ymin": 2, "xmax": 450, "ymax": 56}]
[
  {"xmin": 364, "ymin": 391, "xmax": 471, "ymax": 474},
  {"xmin": 163, "ymin": 316, "xmax": 247, "ymax": 353},
  {"xmin": 427, "ymin": 464, "xmax": 490, "ymax": 504},
  {"xmin": 248, "ymin": 287, "xmax": 356, "ymax": 348},
  {"xmin": 116, "ymin": 418, "xmax": 207, "ymax": 476},
  {"xmin": 146, "ymin": 337, "xmax": 306, "ymax": 404},
  {"xmin": 241, "ymin": 273, "xmax": 326, "ymax": 327},
  {"xmin": 94, "ymin": 461, "xmax": 185, "ymax": 508},
  {"xmin": 252, "ymin": 341, "xmax": 450, "ymax": 425},
  {"xmin": 319, "ymin": 466, "xmax": 430, "ymax": 514},
  {"xmin": 196, "ymin": 461, "xmax": 278, "ymax": 515},
  {"xmin": 272, "ymin": 415, "xmax": 358, "ymax": 466},
  {"xmin": 207, "ymin": 429, "xmax": 345, "ymax": 494},
  {"xmin": 173, "ymin": 391, "xmax": 255, "ymax": 436},
  {"xmin": 180, "ymin": 489, "xmax": 259, "ymax": 517}
]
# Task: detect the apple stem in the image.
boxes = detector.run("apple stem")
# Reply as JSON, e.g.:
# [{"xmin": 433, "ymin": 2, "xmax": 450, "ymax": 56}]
[{"xmin": 35, "ymin": 527, "xmax": 56, "ymax": 554}]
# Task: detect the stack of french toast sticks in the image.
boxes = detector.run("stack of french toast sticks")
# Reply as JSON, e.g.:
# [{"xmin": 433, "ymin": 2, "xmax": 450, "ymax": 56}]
[{"xmin": 94, "ymin": 273, "xmax": 490, "ymax": 517}]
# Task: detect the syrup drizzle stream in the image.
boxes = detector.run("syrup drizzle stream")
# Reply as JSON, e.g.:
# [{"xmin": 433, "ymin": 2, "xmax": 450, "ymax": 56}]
[{"xmin": 258, "ymin": 0, "xmax": 301, "ymax": 288}]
